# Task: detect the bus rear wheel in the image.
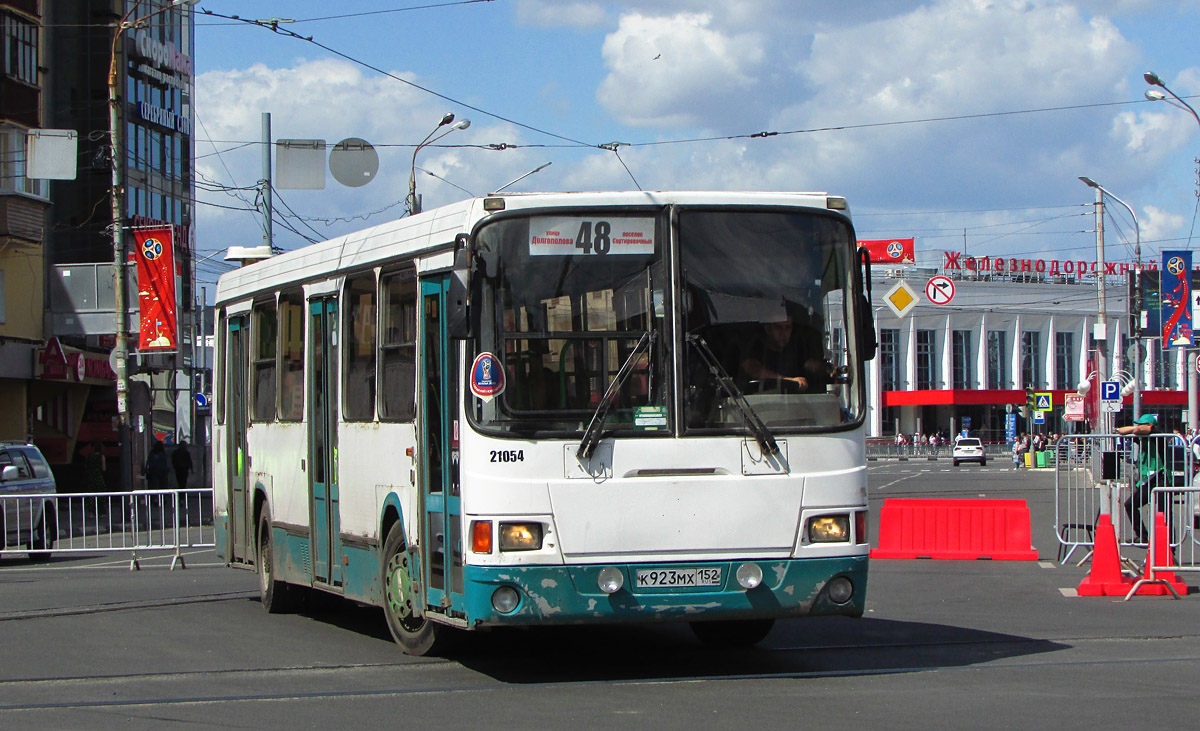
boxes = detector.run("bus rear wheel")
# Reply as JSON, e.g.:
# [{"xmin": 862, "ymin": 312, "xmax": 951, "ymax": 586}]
[
  {"xmin": 689, "ymin": 619, "xmax": 775, "ymax": 648},
  {"xmin": 258, "ymin": 507, "xmax": 300, "ymax": 613},
  {"xmin": 382, "ymin": 522, "xmax": 442, "ymax": 656}
]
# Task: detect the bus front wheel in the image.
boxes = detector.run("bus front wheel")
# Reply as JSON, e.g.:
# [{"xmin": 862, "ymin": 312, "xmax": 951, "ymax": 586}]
[
  {"xmin": 689, "ymin": 619, "xmax": 775, "ymax": 648},
  {"xmin": 258, "ymin": 507, "xmax": 301, "ymax": 613},
  {"xmin": 382, "ymin": 522, "xmax": 442, "ymax": 656}
]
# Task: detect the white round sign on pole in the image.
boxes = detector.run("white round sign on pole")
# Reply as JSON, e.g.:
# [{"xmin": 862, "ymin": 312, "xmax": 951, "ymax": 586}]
[{"xmin": 925, "ymin": 275, "xmax": 955, "ymax": 305}]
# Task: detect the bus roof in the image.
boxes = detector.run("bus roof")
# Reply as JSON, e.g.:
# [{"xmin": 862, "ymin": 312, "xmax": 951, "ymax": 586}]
[{"xmin": 213, "ymin": 190, "xmax": 848, "ymax": 305}]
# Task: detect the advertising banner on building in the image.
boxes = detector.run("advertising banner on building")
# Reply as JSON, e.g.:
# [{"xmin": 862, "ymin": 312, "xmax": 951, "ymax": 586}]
[
  {"xmin": 133, "ymin": 226, "xmax": 178, "ymax": 351},
  {"xmin": 1161, "ymin": 250, "xmax": 1193, "ymax": 347},
  {"xmin": 858, "ymin": 238, "xmax": 915, "ymax": 264}
]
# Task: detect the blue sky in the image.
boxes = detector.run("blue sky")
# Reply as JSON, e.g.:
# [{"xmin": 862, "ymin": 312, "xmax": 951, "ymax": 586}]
[{"xmin": 191, "ymin": 0, "xmax": 1200, "ymax": 288}]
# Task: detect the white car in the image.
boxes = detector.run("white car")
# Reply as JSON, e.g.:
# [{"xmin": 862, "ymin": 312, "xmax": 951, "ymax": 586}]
[{"xmin": 952, "ymin": 437, "xmax": 986, "ymax": 467}]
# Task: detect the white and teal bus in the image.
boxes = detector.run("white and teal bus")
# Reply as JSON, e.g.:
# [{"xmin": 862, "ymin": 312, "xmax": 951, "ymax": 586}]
[{"xmin": 212, "ymin": 191, "xmax": 877, "ymax": 655}]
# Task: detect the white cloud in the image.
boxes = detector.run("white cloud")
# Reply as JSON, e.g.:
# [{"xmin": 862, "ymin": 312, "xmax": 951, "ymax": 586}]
[
  {"xmin": 597, "ymin": 12, "xmax": 766, "ymax": 128},
  {"xmin": 194, "ymin": 59, "xmax": 550, "ymax": 253},
  {"xmin": 514, "ymin": 0, "xmax": 607, "ymax": 28},
  {"xmin": 1142, "ymin": 204, "xmax": 1187, "ymax": 243}
]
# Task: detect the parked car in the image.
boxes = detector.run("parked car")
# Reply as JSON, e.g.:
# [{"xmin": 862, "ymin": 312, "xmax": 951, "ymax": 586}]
[
  {"xmin": 0, "ymin": 442, "xmax": 57, "ymax": 561},
  {"xmin": 952, "ymin": 437, "xmax": 986, "ymax": 467}
]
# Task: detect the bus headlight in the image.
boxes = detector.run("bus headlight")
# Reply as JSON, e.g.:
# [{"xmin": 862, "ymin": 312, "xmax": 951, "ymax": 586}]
[
  {"xmin": 808, "ymin": 515, "xmax": 850, "ymax": 543},
  {"xmin": 499, "ymin": 523, "xmax": 543, "ymax": 551}
]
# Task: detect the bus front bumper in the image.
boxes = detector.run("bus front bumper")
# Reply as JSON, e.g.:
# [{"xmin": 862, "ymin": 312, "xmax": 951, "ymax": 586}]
[{"xmin": 462, "ymin": 555, "xmax": 867, "ymax": 628}]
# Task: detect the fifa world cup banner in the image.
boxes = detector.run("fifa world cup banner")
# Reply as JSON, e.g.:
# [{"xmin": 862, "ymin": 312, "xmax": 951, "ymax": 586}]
[
  {"xmin": 133, "ymin": 227, "xmax": 178, "ymax": 351},
  {"xmin": 857, "ymin": 238, "xmax": 915, "ymax": 264},
  {"xmin": 1161, "ymin": 250, "xmax": 1193, "ymax": 348}
]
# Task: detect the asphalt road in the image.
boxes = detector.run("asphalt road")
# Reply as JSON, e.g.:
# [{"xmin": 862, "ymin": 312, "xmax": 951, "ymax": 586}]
[{"xmin": 1, "ymin": 461, "xmax": 1197, "ymax": 730}]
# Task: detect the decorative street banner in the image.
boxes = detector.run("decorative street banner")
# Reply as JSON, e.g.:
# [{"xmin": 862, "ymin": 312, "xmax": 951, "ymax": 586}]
[
  {"xmin": 133, "ymin": 226, "xmax": 178, "ymax": 351},
  {"xmin": 1161, "ymin": 250, "xmax": 1193, "ymax": 347},
  {"xmin": 858, "ymin": 238, "xmax": 915, "ymax": 264}
]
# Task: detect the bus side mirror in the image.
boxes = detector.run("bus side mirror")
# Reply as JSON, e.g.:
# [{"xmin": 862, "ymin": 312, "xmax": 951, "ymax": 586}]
[
  {"xmin": 857, "ymin": 250, "xmax": 877, "ymax": 361},
  {"xmin": 447, "ymin": 240, "xmax": 473, "ymax": 339}
]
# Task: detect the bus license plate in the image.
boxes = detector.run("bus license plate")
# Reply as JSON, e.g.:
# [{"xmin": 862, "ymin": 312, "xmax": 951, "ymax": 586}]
[{"xmin": 635, "ymin": 567, "xmax": 722, "ymax": 589}]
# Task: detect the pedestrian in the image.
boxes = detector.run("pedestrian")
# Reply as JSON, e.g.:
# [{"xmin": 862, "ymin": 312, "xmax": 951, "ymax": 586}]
[
  {"xmin": 172, "ymin": 439, "xmax": 193, "ymax": 490},
  {"xmin": 1012, "ymin": 439, "xmax": 1022, "ymax": 470},
  {"xmin": 1118, "ymin": 413, "xmax": 1164, "ymax": 543},
  {"xmin": 172, "ymin": 439, "xmax": 194, "ymax": 526},
  {"xmin": 141, "ymin": 441, "xmax": 171, "ymax": 529}
]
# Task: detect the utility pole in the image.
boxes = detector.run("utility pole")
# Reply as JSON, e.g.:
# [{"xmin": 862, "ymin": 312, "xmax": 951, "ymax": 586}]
[{"xmin": 262, "ymin": 112, "xmax": 273, "ymax": 248}]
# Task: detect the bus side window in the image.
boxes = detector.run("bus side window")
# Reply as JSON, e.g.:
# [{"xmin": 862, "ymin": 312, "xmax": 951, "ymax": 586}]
[
  {"xmin": 344, "ymin": 272, "xmax": 377, "ymax": 422},
  {"xmin": 251, "ymin": 299, "xmax": 278, "ymax": 423},
  {"xmin": 380, "ymin": 268, "xmax": 417, "ymax": 422},
  {"xmin": 279, "ymin": 291, "xmax": 305, "ymax": 421}
]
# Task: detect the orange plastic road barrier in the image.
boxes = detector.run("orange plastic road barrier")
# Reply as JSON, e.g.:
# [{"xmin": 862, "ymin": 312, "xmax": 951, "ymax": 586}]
[
  {"xmin": 871, "ymin": 498, "xmax": 1039, "ymax": 560},
  {"xmin": 1077, "ymin": 514, "xmax": 1136, "ymax": 596}
]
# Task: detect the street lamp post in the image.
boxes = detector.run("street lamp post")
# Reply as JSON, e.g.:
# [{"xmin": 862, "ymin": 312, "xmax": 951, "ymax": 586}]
[
  {"xmin": 407, "ymin": 113, "xmax": 470, "ymax": 215},
  {"xmin": 1079, "ymin": 177, "xmax": 1141, "ymax": 421},
  {"xmin": 1145, "ymin": 70, "xmax": 1200, "ymax": 435},
  {"xmin": 109, "ymin": 0, "xmax": 198, "ymax": 490}
]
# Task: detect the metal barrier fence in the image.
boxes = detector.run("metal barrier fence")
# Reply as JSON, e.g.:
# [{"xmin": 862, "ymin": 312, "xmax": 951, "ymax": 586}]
[
  {"xmin": 866, "ymin": 441, "xmax": 1022, "ymax": 461},
  {"xmin": 0, "ymin": 488, "xmax": 215, "ymax": 570},
  {"xmin": 1140, "ymin": 485, "xmax": 1200, "ymax": 596},
  {"xmin": 1054, "ymin": 433, "xmax": 1196, "ymax": 565}
]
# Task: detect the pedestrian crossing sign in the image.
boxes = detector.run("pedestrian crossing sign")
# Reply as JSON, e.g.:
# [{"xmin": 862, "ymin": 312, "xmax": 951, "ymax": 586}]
[{"xmin": 1035, "ymin": 393, "xmax": 1052, "ymax": 411}]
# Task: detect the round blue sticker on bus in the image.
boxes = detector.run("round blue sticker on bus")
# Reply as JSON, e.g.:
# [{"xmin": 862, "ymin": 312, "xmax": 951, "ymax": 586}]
[{"xmin": 470, "ymin": 352, "xmax": 505, "ymax": 400}]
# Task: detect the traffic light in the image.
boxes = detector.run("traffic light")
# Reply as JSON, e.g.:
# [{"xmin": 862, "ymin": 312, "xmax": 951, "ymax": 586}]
[{"xmin": 1025, "ymin": 386, "xmax": 1036, "ymax": 412}]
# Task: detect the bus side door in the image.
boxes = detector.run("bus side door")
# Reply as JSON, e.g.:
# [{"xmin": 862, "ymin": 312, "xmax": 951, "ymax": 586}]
[
  {"xmin": 420, "ymin": 275, "xmax": 463, "ymax": 615},
  {"xmin": 309, "ymin": 297, "xmax": 343, "ymax": 588},
  {"xmin": 226, "ymin": 314, "xmax": 254, "ymax": 565}
]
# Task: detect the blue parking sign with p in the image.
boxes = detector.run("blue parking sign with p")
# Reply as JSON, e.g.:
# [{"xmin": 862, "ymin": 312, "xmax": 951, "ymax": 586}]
[{"xmin": 1100, "ymin": 381, "xmax": 1120, "ymax": 401}]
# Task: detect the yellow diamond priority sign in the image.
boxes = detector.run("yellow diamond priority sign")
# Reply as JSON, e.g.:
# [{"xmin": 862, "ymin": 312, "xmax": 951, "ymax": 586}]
[{"xmin": 884, "ymin": 280, "xmax": 918, "ymax": 318}]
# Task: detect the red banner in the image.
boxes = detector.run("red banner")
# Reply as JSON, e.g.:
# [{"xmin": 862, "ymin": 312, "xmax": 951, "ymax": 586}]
[
  {"xmin": 133, "ymin": 227, "xmax": 178, "ymax": 351},
  {"xmin": 858, "ymin": 238, "xmax": 915, "ymax": 264}
]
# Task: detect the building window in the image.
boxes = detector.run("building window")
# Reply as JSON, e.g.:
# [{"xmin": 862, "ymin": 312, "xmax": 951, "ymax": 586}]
[
  {"xmin": 987, "ymin": 330, "xmax": 1008, "ymax": 389},
  {"xmin": 2, "ymin": 12, "xmax": 38, "ymax": 86},
  {"xmin": 952, "ymin": 330, "xmax": 972, "ymax": 389},
  {"xmin": 0, "ymin": 127, "xmax": 46, "ymax": 198},
  {"xmin": 916, "ymin": 329, "xmax": 937, "ymax": 389},
  {"xmin": 1055, "ymin": 331, "xmax": 1075, "ymax": 389},
  {"xmin": 879, "ymin": 328, "xmax": 900, "ymax": 391},
  {"xmin": 1022, "ymin": 330, "xmax": 1042, "ymax": 388}
]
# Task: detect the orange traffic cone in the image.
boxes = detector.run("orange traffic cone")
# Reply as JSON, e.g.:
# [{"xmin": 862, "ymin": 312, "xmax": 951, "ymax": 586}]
[
  {"xmin": 1131, "ymin": 511, "xmax": 1188, "ymax": 597},
  {"xmin": 1077, "ymin": 514, "xmax": 1136, "ymax": 596}
]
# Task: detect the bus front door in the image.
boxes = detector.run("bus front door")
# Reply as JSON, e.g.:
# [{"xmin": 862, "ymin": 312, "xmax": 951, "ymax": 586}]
[
  {"xmin": 309, "ymin": 297, "xmax": 343, "ymax": 588},
  {"xmin": 226, "ymin": 315, "xmax": 253, "ymax": 564},
  {"xmin": 420, "ymin": 276, "xmax": 463, "ymax": 616}
]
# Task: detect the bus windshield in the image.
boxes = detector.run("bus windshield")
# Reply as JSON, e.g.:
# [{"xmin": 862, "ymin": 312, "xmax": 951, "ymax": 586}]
[
  {"xmin": 471, "ymin": 213, "xmax": 671, "ymax": 437},
  {"xmin": 679, "ymin": 209, "xmax": 862, "ymax": 432},
  {"xmin": 469, "ymin": 206, "xmax": 863, "ymax": 438}
]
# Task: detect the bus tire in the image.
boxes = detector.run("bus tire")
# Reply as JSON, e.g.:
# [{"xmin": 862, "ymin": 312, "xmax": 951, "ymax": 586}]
[
  {"xmin": 258, "ymin": 508, "xmax": 300, "ymax": 613},
  {"xmin": 689, "ymin": 618, "xmax": 775, "ymax": 648},
  {"xmin": 382, "ymin": 522, "xmax": 442, "ymax": 656}
]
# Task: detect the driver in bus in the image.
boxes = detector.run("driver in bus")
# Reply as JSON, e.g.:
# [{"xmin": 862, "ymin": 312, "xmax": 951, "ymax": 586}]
[{"xmin": 740, "ymin": 311, "xmax": 828, "ymax": 392}]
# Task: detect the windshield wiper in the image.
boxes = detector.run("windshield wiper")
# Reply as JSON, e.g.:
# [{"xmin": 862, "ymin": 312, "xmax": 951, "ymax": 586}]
[
  {"xmin": 577, "ymin": 331, "xmax": 655, "ymax": 461},
  {"xmin": 687, "ymin": 333, "xmax": 780, "ymax": 457}
]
